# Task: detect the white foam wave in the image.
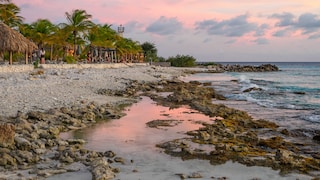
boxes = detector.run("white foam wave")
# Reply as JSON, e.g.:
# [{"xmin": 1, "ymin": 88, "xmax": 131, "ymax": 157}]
[
  {"xmin": 304, "ymin": 115, "xmax": 320, "ymax": 123},
  {"xmin": 239, "ymin": 75, "xmax": 250, "ymax": 83},
  {"xmin": 232, "ymin": 93, "xmax": 276, "ymax": 108},
  {"xmin": 240, "ymin": 83, "xmax": 261, "ymax": 92},
  {"xmin": 238, "ymin": 75, "xmax": 268, "ymax": 92}
]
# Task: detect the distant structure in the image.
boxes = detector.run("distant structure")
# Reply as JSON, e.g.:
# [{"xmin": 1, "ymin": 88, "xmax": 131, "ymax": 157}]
[{"xmin": 117, "ymin": 24, "xmax": 125, "ymax": 37}]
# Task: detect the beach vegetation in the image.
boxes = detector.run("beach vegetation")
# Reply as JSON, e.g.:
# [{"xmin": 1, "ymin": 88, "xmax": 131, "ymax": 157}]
[
  {"xmin": 198, "ymin": 62, "xmax": 218, "ymax": 66},
  {"xmin": 157, "ymin": 56, "xmax": 166, "ymax": 62},
  {"xmin": 33, "ymin": 59, "xmax": 39, "ymax": 68},
  {"xmin": 0, "ymin": 0, "xmax": 23, "ymax": 28},
  {"xmin": 167, "ymin": 54, "xmax": 196, "ymax": 67},
  {"xmin": 64, "ymin": 55, "xmax": 76, "ymax": 64},
  {"xmin": 60, "ymin": 9, "xmax": 93, "ymax": 57},
  {"xmin": 116, "ymin": 38, "xmax": 142, "ymax": 60},
  {"xmin": 0, "ymin": 2, "xmax": 153, "ymax": 64},
  {"xmin": 141, "ymin": 42, "xmax": 157, "ymax": 62},
  {"xmin": 88, "ymin": 24, "xmax": 118, "ymax": 48},
  {"xmin": 27, "ymin": 19, "xmax": 56, "ymax": 48}
]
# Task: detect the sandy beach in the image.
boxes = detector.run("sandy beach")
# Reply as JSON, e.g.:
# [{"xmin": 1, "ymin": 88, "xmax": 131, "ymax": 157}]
[{"xmin": 0, "ymin": 64, "xmax": 196, "ymax": 117}]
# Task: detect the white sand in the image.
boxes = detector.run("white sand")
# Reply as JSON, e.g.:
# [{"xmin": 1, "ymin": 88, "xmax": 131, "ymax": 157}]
[{"xmin": 0, "ymin": 64, "xmax": 194, "ymax": 117}]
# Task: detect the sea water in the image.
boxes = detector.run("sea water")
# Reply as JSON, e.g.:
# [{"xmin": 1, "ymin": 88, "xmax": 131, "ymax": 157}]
[{"xmin": 181, "ymin": 62, "xmax": 320, "ymax": 131}]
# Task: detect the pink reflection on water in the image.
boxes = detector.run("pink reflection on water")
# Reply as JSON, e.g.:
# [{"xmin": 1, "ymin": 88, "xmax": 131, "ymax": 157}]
[{"xmin": 62, "ymin": 96, "xmax": 214, "ymax": 152}]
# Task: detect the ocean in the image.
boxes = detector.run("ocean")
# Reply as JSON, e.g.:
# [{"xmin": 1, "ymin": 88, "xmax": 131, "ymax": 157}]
[{"xmin": 182, "ymin": 62, "xmax": 320, "ymax": 132}]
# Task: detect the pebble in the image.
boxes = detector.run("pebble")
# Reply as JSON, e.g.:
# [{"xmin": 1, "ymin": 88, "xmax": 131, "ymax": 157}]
[{"xmin": 0, "ymin": 65, "xmax": 190, "ymax": 117}]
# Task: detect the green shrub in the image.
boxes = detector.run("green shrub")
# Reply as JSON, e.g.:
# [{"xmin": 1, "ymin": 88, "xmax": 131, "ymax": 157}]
[
  {"xmin": 33, "ymin": 59, "xmax": 39, "ymax": 68},
  {"xmin": 200, "ymin": 62, "xmax": 218, "ymax": 66},
  {"xmin": 167, "ymin": 54, "xmax": 196, "ymax": 67},
  {"xmin": 65, "ymin": 56, "xmax": 76, "ymax": 64}
]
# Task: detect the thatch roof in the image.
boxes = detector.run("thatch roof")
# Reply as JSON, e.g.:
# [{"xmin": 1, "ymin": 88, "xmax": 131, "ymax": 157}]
[{"xmin": 0, "ymin": 22, "xmax": 37, "ymax": 54}]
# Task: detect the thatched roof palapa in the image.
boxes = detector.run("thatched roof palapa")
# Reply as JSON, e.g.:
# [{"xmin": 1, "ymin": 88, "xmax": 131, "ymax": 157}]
[{"xmin": 0, "ymin": 22, "xmax": 37, "ymax": 64}]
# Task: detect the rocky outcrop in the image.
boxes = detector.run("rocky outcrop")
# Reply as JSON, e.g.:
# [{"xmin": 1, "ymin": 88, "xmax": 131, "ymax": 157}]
[
  {"xmin": 0, "ymin": 101, "xmax": 129, "ymax": 179},
  {"xmin": 222, "ymin": 64, "xmax": 279, "ymax": 72},
  {"xmin": 142, "ymin": 79, "xmax": 320, "ymax": 177},
  {"xmin": 243, "ymin": 87, "xmax": 263, "ymax": 92},
  {"xmin": 205, "ymin": 63, "xmax": 280, "ymax": 72}
]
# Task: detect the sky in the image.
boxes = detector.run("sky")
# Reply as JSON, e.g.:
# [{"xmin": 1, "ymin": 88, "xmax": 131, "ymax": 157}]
[{"xmin": 13, "ymin": 0, "xmax": 320, "ymax": 62}]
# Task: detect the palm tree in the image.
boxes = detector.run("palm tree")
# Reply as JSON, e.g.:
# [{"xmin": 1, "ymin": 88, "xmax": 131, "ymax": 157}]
[
  {"xmin": 29, "ymin": 19, "xmax": 56, "ymax": 48},
  {"xmin": 49, "ymin": 26, "xmax": 73, "ymax": 60},
  {"xmin": 0, "ymin": 0, "xmax": 24, "ymax": 28},
  {"xmin": 20, "ymin": 19, "xmax": 57, "ymax": 61},
  {"xmin": 87, "ymin": 24, "xmax": 122, "ymax": 62},
  {"xmin": 88, "ymin": 24, "xmax": 118, "ymax": 48},
  {"xmin": 19, "ymin": 23, "xmax": 33, "ymax": 37},
  {"xmin": 61, "ymin": 9, "xmax": 93, "ymax": 56},
  {"xmin": 141, "ymin": 42, "xmax": 157, "ymax": 62},
  {"xmin": 115, "ymin": 38, "xmax": 142, "ymax": 62}
]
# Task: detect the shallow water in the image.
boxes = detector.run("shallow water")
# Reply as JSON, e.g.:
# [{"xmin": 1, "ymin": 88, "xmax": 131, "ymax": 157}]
[
  {"xmin": 180, "ymin": 63, "xmax": 320, "ymax": 131},
  {"xmin": 60, "ymin": 96, "xmax": 312, "ymax": 180}
]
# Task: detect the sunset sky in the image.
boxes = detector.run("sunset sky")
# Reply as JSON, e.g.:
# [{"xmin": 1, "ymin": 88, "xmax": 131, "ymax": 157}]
[{"xmin": 14, "ymin": 0, "xmax": 320, "ymax": 62}]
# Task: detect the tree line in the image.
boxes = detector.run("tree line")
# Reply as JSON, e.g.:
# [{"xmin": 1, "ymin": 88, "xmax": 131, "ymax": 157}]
[{"xmin": 0, "ymin": 0, "xmax": 197, "ymax": 66}]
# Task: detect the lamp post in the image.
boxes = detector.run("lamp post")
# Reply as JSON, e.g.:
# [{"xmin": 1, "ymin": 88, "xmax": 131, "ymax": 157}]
[{"xmin": 117, "ymin": 24, "xmax": 124, "ymax": 37}]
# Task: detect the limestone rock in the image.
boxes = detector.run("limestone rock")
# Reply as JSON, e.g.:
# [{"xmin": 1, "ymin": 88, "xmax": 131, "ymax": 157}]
[
  {"xmin": 0, "ymin": 123, "xmax": 15, "ymax": 148},
  {"xmin": 91, "ymin": 158, "xmax": 115, "ymax": 180},
  {"xmin": 14, "ymin": 136, "xmax": 31, "ymax": 151},
  {"xmin": 0, "ymin": 153, "xmax": 16, "ymax": 166}
]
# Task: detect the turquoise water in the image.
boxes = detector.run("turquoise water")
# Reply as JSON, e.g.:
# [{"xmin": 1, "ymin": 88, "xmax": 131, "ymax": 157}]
[{"xmin": 182, "ymin": 62, "xmax": 320, "ymax": 130}]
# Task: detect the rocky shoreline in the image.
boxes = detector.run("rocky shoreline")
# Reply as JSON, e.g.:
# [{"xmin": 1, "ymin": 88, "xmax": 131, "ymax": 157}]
[
  {"xmin": 0, "ymin": 65, "xmax": 193, "ymax": 180},
  {"xmin": 0, "ymin": 96, "xmax": 133, "ymax": 179},
  {"xmin": 1, "ymin": 64, "xmax": 319, "ymax": 179},
  {"xmin": 201, "ymin": 63, "xmax": 279, "ymax": 73},
  {"xmin": 141, "ymin": 80, "xmax": 320, "ymax": 178}
]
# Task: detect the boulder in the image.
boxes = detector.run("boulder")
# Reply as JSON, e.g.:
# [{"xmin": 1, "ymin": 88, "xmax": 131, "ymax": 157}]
[
  {"xmin": 243, "ymin": 87, "xmax": 263, "ymax": 93},
  {"xmin": 67, "ymin": 139, "xmax": 86, "ymax": 145},
  {"xmin": 17, "ymin": 150, "xmax": 39, "ymax": 163},
  {"xmin": 14, "ymin": 136, "xmax": 31, "ymax": 151},
  {"xmin": 91, "ymin": 158, "xmax": 115, "ymax": 180},
  {"xmin": 37, "ymin": 169, "xmax": 67, "ymax": 177},
  {"xmin": 313, "ymin": 135, "xmax": 320, "ymax": 142},
  {"xmin": 199, "ymin": 131, "xmax": 211, "ymax": 141},
  {"xmin": 275, "ymin": 149, "xmax": 294, "ymax": 165},
  {"xmin": 83, "ymin": 112, "xmax": 96, "ymax": 122},
  {"xmin": 0, "ymin": 123, "xmax": 15, "ymax": 148},
  {"xmin": 0, "ymin": 153, "xmax": 16, "ymax": 166}
]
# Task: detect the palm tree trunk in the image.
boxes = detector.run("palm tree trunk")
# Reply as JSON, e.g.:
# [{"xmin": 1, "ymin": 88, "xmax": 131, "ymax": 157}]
[
  {"xmin": 73, "ymin": 32, "xmax": 76, "ymax": 57},
  {"xmin": 50, "ymin": 44, "xmax": 53, "ymax": 60},
  {"xmin": 9, "ymin": 51, "xmax": 13, "ymax": 65}
]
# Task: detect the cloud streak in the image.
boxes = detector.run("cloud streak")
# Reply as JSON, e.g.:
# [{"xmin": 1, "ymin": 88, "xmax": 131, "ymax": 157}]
[
  {"xmin": 271, "ymin": 12, "xmax": 320, "ymax": 38},
  {"xmin": 195, "ymin": 14, "xmax": 257, "ymax": 37},
  {"xmin": 146, "ymin": 16, "xmax": 183, "ymax": 35}
]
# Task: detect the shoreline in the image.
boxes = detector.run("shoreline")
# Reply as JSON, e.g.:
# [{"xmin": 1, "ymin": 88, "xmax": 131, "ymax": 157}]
[
  {"xmin": 0, "ymin": 64, "xmax": 205, "ymax": 117},
  {"xmin": 1, "ymin": 64, "xmax": 319, "ymax": 179},
  {"xmin": 0, "ymin": 64, "xmax": 208, "ymax": 179}
]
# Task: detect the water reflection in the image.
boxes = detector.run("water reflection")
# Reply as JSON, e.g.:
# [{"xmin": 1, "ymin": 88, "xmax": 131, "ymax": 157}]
[
  {"xmin": 60, "ymin": 96, "xmax": 311, "ymax": 180},
  {"xmin": 62, "ymin": 96, "xmax": 214, "ymax": 153}
]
